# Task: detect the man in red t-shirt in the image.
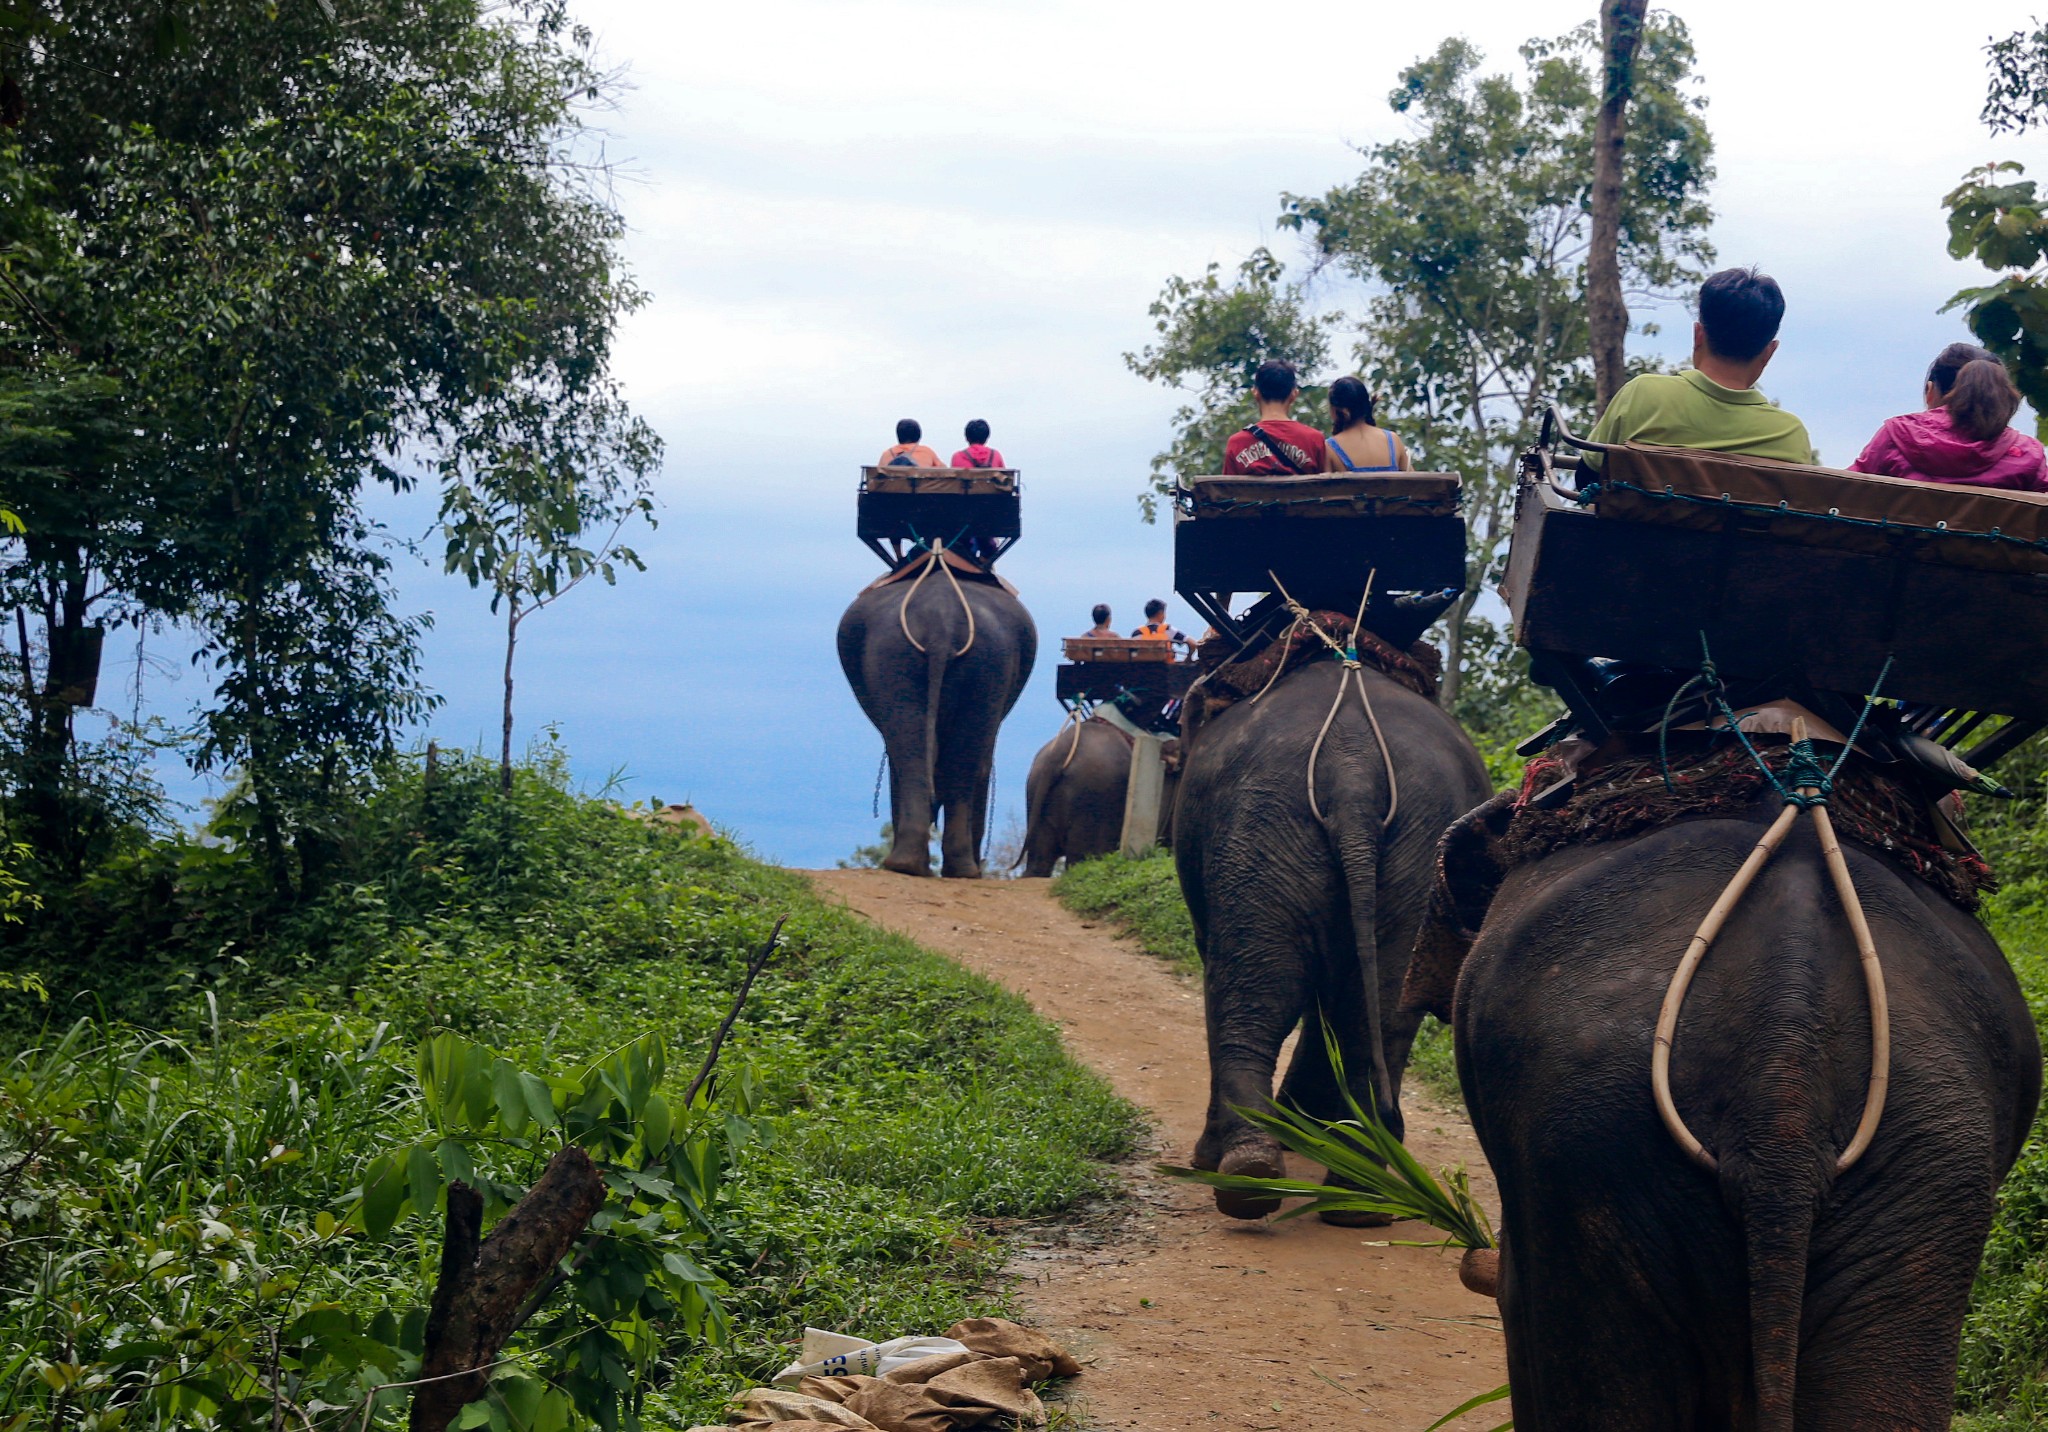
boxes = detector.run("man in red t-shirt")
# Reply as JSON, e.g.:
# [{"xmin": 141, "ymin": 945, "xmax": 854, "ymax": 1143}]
[{"xmin": 1222, "ymin": 360, "xmax": 1326, "ymax": 475}]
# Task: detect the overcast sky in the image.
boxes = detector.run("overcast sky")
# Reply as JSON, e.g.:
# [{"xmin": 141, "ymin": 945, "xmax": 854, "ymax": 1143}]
[{"xmin": 125, "ymin": 0, "xmax": 2048, "ymax": 866}]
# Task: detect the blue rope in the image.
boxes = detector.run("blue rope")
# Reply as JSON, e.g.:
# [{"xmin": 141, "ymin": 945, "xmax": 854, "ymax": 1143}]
[
  {"xmin": 1657, "ymin": 671, "xmax": 1708, "ymax": 793},
  {"xmin": 1694, "ymin": 637, "xmax": 1893, "ymax": 810}
]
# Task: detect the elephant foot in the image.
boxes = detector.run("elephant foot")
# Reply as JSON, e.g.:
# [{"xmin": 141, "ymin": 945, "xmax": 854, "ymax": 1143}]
[
  {"xmin": 1316, "ymin": 1165, "xmax": 1395, "ymax": 1227},
  {"xmin": 1212, "ymin": 1141, "xmax": 1286, "ymax": 1220},
  {"xmin": 880, "ymin": 851, "xmax": 931, "ymax": 877},
  {"xmin": 940, "ymin": 858, "xmax": 983, "ymax": 880}
]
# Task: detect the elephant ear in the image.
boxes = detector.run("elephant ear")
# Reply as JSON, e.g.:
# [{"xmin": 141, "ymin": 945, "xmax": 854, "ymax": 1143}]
[{"xmin": 1400, "ymin": 791, "xmax": 1520, "ymax": 1022}]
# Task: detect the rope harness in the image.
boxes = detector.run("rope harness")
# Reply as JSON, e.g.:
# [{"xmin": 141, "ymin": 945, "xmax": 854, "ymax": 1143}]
[
  {"xmin": 896, "ymin": 542, "xmax": 976, "ymax": 658},
  {"xmin": 1651, "ymin": 652, "xmax": 1895, "ymax": 1177},
  {"xmin": 1056, "ymin": 704, "xmax": 1089, "ymax": 772},
  {"xmin": 1261, "ymin": 571, "xmax": 1400, "ymax": 831}
]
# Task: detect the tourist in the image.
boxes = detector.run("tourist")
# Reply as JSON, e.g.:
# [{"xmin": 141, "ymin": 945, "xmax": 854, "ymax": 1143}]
[
  {"xmin": 1850, "ymin": 343, "xmax": 2048, "ymax": 491},
  {"xmin": 1223, "ymin": 360, "xmax": 1327, "ymax": 475},
  {"xmin": 1083, "ymin": 604, "xmax": 1116, "ymax": 639},
  {"xmin": 1585, "ymin": 267, "xmax": 1816, "ymax": 464},
  {"xmin": 1131, "ymin": 599, "xmax": 1187, "ymax": 659},
  {"xmin": 951, "ymin": 419, "xmax": 1007, "ymax": 470},
  {"xmin": 1324, "ymin": 376, "xmax": 1411, "ymax": 472},
  {"xmin": 878, "ymin": 419, "xmax": 942, "ymax": 468}
]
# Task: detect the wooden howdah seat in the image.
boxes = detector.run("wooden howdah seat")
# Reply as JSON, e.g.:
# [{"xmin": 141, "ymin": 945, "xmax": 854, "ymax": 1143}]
[
  {"xmin": 857, "ymin": 466, "xmax": 1020, "ymax": 569},
  {"xmin": 1504, "ymin": 410, "xmax": 2048, "ymax": 739},
  {"xmin": 1060, "ymin": 637, "xmax": 1173, "ymax": 664},
  {"xmin": 1171, "ymin": 471, "xmax": 1467, "ymax": 641}
]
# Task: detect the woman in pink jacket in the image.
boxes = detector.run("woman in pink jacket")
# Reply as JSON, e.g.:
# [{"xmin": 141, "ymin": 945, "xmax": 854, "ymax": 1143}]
[{"xmin": 1851, "ymin": 343, "xmax": 2047, "ymax": 491}]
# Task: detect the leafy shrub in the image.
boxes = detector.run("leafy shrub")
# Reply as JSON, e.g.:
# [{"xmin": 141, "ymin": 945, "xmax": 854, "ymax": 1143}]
[{"xmin": 0, "ymin": 750, "xmax": 1139, "ymax": 1429}]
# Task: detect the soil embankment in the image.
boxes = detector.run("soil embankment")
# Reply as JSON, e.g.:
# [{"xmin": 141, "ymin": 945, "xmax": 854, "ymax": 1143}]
[{"xmin": 805, "ymin": 869, "xmax": 1508, "ymax": 1431}]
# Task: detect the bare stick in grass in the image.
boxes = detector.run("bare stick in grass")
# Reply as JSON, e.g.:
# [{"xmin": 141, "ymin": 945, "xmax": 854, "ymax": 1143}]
[
  {"xmin": 411, "ymin": 1145, "xmax": 605, "ymax": 1432},
  {"xmin": 684, "ymin": 915, "xmax": 785, "ymax": 1107}
]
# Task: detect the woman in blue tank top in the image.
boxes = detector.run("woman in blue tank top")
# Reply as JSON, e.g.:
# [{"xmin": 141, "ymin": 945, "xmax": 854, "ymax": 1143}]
[{"xmin": 1323, "ymin": 375, "xmax": 1412, "ymax": 473}]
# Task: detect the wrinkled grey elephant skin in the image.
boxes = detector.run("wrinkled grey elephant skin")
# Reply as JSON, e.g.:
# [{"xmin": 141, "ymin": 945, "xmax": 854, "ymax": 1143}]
[
  {"xmin": 1174, "ymin": 660, "xmax": 1490, "ymax": 1196},
  {"xmin": 838, "ymin": 578, "xmax": 1035, "ymax": 878},
  {"xmin": 1454, "ymin": 810, "xmax": 2041, "ymax": 1430},
  {"xmin": 1019, "ymin": 720, "xmax": 1130, "ymax": 877}
]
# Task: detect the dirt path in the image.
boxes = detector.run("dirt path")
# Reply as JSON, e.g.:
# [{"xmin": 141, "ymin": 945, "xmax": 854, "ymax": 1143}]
[{"xmin": 805, "ymin": 870, "xmax": 1507, "ymax": 1431}]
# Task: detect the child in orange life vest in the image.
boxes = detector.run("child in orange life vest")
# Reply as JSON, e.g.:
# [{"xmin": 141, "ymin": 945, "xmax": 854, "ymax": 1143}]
[{"xmin": 1130, "ymin": 599, "xmax": 1188, "ymax": 659}]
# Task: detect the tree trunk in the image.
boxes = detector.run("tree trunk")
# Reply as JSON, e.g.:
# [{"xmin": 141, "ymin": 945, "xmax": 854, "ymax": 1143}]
[
  {"xmin": 17, "ymin": 558, "xmax": 92, "ymax": 873},
  {"xmin": 410, "ymin": 1146, "xmax": 606, "ymax": 1432},
  {"xmin": 1440, "ymin": 587, "xmax": 1477, "ymax": 713},
  {"xmin": 500, "ymin": 597, "xmax": 519, "ymax": 800},
  {"xmin": 1589, "ymin": 0, "xmax": 1650, "ymax": 410}
]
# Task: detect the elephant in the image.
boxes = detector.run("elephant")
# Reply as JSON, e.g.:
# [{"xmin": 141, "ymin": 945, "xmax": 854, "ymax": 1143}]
[
  {"xmin": 1019, "ymin": 718, "xmax": 1131, "ymax": 877},
  {"xmin": 1451, "ymin": 801, "xmax": 2041, "ymax": 1430},
  {"xmin": 1174, "ymin": 624, "xmax": 1489, "ymax": 1217},
  {"xmin": 838, "ymin": 566, "xmax": 1035, "ymax": 879}
]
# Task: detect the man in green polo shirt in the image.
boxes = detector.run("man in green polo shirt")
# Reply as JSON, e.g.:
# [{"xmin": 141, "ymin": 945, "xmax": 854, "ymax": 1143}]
[{"xmin": 1587, "ymin": 266, "xmax": 1816, "ymax": 465}]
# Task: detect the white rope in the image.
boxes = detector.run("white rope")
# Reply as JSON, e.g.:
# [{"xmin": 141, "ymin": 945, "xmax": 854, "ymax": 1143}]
[
  {"xmin": 1266, "ymin": 571, "xmax": 1400, "ymax": 831},
  {"xmin": 1057, "ymin": 705, "xmax": 1087, "ymax": 772}
]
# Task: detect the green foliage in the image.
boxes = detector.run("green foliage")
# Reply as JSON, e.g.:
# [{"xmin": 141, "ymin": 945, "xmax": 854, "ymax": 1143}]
[
  {"xmin": 0, "ymin": 749, "xmax": 1138, "ymax": 1429},
  {"xmin": 0, "ymin": 0, "xmax": 656, "ymax": 894},
  {"xmin": 1941, "ymin": 163, "xmax": 2048, "ymax": 438},
  {"xmin": 1163, "ymin": 1024, "xmax": 1494, "ymax": 1247},
  {"xmin": 1053, "ymin": 851, "xmax": 1200, "ymax": 974},
  {"xmin": 1280, "ymin": 18, "xmax": 1713, "ymax": 713},
  {"xmin": 1984, "ymin": 19, "xmax": 2048, "ymax": 135},
  {"xmin": 1122, "ymin": 249, "xmax": 1338, "ymax": 520},
  {"xmin": 1128, "ymin": 18, "xmax": 1714, "ymax": 714}
]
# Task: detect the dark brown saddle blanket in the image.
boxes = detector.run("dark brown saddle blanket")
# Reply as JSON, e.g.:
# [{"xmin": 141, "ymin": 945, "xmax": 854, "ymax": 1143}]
[
  {"xmin": 1183, "ymin": 611, "xmax": 1441, "ymax": 743},
  {"xmin": 863, "ymin": 548, "xmax": 1017, "ymax": 596},
  {"xmin": 1400, "ymin": 736, "xmax": 1998, "ymax": 1022}
]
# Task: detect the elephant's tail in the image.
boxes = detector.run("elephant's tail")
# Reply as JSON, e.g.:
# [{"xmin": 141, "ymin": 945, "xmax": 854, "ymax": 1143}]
[
  {"xmin": 1741, "ymin": 1163, "xmax": 1821, "ymax": 1431},
  {"xmin": 920, "ymin": 643, "xmax": 948, "ymax": 805},
  {"xmin": 1015, "ymin": 720, "xmax": 1079, "ymax": 870}
]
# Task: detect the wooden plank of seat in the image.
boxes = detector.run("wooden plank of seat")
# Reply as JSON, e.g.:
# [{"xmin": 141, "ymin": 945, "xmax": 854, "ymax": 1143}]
[
  {"xmin": 862, "ymin": 466, "xmax": 1018, "ymax": 495},
  {"xmin": 1184, "ymin": 472, "xmax": 1461, "ymax": 516}
]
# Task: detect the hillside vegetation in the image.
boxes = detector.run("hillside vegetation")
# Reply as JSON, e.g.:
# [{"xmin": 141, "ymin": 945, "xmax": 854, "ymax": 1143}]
[{"xmin": 0, "ymin": 750, "xmax": 1138, "ymax": 1430}]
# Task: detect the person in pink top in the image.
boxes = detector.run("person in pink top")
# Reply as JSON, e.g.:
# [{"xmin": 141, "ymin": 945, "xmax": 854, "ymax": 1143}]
[
  {"xmin": 950, "ymin": 418, "xmax": 1006, "ymax": 470},
  {"xmin": 1850, "ymin": 342, "xmax": 2047, "ymax": 491}
]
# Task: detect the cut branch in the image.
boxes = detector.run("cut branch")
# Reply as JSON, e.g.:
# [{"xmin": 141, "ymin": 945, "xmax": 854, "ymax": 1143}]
[{"xmin": 409, "ymin": 1147, "xmax": 606, "ymax": 1432}]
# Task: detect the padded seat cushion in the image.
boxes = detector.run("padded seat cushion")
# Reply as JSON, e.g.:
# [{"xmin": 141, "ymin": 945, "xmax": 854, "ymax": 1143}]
[
  {"xmin": 1183, "ymin": 472, "xmax": 1461, "ymax": 518},
  {"xmin": 1594, "ymin": 443, "xmax": 2048, "ymax": 574},
  {"xmin": 862, "ymin": 466, "xmax": 1016, "ymax": 495}
]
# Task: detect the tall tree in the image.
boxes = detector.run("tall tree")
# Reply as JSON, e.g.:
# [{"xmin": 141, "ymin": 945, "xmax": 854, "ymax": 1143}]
[
  {"xmin": 1124, "ymin": 249, "xmax": 1336, "ymax": 521},
  {"xmin": 1128, "ymin": 18, "xmax": 1712, "ymax": 716},
  {"xmin": 1939, "ymin": 22, "xmax": 2048, "ymax": 434},
  {"xmin": 0, "ymin": 0, "xmax": 657, "ymax": 891},
  {"xmin": 438, "ymin": 390, "xmax": 658, "ymax": 797},
  {"xmin": 1589, "ymin": 0, "xmax": 1652, "ymax": 408}
]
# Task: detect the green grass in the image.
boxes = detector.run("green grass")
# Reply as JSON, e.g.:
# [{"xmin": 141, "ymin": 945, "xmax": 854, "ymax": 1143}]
[
  {"xmin": 1053, "ymin": 851, "xmax": 1199, "ymax": 974},
  {"xmin": 0, "ymin": 751, "xmax": 1140, "ymax": 1429},
  {"xmin": 1954, "ymin": 893, "xmax": 2048, "ymax": 1426}
]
